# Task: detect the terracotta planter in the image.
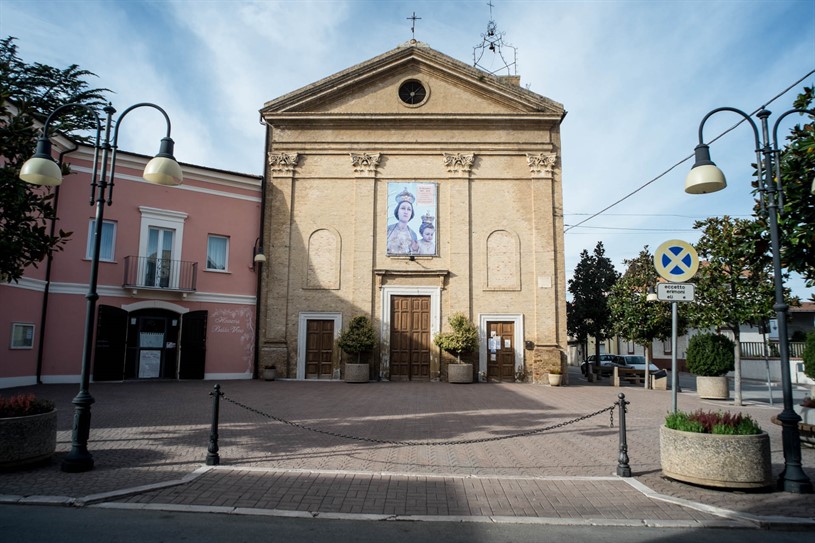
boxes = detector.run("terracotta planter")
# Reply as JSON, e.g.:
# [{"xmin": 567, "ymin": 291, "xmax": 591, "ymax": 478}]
[
  {"xmin": 344, "ymin": 363, "xmax": 370, "ymax": 383},
  {"xmin": 548, "ymin": 373, "xmax": 562, "ymax": 386},
  {"xmin": 0, "ymin": 410, "xmax": 57, "ymax": 469},
  {"xmin": 448, "ymin": 363, "xmax": 474, "ymax": 383},
  {"xmin": 696, "ymin": 375, "xmax": 729, "ymax": 400},
  {"xmin": 659, "ymin": 425, "xmax": 772, "ymax": 489}
]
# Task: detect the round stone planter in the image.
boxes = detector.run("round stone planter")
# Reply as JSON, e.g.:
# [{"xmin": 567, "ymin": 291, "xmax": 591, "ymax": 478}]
[
  {"xmin": 262, "ymin": 367, "xmax": 276, "ymax": 381},
  {"xmin": 448, "ymin": 363, "xmax": 474, "ymax": 384},
  {"xmin": 344, "ymin": 363, "xmax": 370, "ymax": 383},
  {"xmin": 0, "ymin": 410, "xmax": 57, "ymax": 469},
  {"xmin": 548, "ymin": 373, "xmax": 562, "ymax": 386},
  {"xmin": 696, "ymin": 375, "xmax": 729, "ymax": 400},
  {"xmin": 659, "ymin": 425, "xmax": 772, "ymax": 489}
]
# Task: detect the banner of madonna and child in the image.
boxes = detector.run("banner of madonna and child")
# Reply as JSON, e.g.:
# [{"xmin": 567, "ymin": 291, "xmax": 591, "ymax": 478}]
[{"xmin": 386, "ymin": 182, "xmax": 437, "ymax": 257}]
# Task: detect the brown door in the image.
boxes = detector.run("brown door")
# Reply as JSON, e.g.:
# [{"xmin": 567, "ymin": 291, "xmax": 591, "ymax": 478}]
[
  {"xmin": 487, "ymin": 321, "xmax": 515, "ymax": 382},
  {"xmin": 306, "ymin": 320, "xmax": 334, "ymax": 379},
  {"xmin": 390, "ymin": 296, "xmax": 431, "ymax": 381}
]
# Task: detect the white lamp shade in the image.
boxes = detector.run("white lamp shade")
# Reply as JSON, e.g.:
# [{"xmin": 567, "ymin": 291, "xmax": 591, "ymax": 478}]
[
  {"xmin": 20, "ymin": 156, "xmax": 63, "ymax": 186},
  {"xmin": 253, "ymin": 253, "xmax": 267, "ymax": 263},
  {"xmin": 685, "ymin": 164, "xmax": 726, "ymax": 194},
  {"xmin": 143, "ymin": 156, "xmax": 183, "ymax": 186}
]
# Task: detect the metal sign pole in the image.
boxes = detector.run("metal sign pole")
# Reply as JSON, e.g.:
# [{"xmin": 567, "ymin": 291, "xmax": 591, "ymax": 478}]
[{"xmin": 671, "ymin": 301, "xmax": 678, "ymax": 413}]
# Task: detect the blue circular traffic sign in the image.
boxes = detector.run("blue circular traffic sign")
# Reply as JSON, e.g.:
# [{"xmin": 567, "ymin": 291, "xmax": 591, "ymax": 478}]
[{"xmin": 655, "ymin": 240, "xmax": 698, "ymax": 283}]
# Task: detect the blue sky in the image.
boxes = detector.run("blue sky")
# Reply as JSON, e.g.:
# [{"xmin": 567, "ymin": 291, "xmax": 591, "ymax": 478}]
[{"xmin": 2, "ymin": 0, "xmax": 814, "ymax": 298}]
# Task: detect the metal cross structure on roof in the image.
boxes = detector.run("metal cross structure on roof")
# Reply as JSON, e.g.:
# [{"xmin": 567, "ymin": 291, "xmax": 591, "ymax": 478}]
[
  {"xmin": 407, "ymin": 11, "xmax": 421, "ymax": 40},
  {"xmin": 473, "ymin": 1, "xmax": 517, "ymax": 76}
]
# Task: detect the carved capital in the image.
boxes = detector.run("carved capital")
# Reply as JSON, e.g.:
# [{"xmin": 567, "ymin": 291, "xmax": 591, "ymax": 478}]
[
  {"xmin": 350, "ymin": 152, "xmax": 380, "ymax": 175},
  {"xmin": 443, "ymin": 153, "xmax": 475, "ymax": 174},
  {"xmin": 268, "ymin": 152, "xmax": 299, "ymax": 174},
  {"xmin": 526, "ymin": 153, "xmax": 558, "ymax": 176}
]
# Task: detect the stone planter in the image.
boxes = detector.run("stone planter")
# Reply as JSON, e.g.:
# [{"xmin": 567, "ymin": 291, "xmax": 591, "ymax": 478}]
[
  {"xmin": 262, "ymin": 367, "xmax": 276, "ymax": 381},
  {"xmin": 659, "ymin": 426, "xmax": 772, "ymax": 489},
  {"xmin": 448, "ymin": 363, "xmax": 474, "ymax": 384},
  {"xmin": 696, "ymin": 375, "xmax": 729, "ymax": 400},
  {"xmin": 344, "ymin": 363, "xmax": 370, "ymax": 383},
  {"xmin": 0, "ymin": 410, "xmax": 58, "ymax": 469},
  {"xmin": 548, "ymin": 373, "xmax": 562, "ymax": 386}
]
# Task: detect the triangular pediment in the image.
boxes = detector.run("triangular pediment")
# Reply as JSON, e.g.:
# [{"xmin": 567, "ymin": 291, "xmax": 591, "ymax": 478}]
[{"xmin": 261, "ymin": 42, "xmax": 564, "ymax": 118}]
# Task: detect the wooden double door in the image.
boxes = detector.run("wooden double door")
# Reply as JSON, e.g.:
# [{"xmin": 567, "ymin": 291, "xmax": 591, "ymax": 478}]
[
  {"xmin": 486, "ymin": 321, "xmax": 515, "ymax": 382},
  {"xmin": 390, "ymin": 296, "xmax": 431, "ymax": 381}
]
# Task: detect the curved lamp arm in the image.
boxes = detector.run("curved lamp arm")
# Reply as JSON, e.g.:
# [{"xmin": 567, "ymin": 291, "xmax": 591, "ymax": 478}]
[
  {"xmin": 685, "ymin": 107, "xmax": 760, "ymax": 195},
  {"xmin": 19, "ymin": 103, "xmax": 102, "ymax": 187},
  {"xmin": 771, "ymin": 108, "xmax": 815, "ymax": 200}
]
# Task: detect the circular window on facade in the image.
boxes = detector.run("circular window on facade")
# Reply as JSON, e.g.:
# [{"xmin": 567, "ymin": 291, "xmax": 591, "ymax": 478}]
[{"xmin": 398, "ymin": 79, "xmax": 428, "ymax": 107}]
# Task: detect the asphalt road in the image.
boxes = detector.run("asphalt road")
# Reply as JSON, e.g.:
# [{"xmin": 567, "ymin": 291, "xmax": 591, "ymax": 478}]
[{"xmin": 2, "ymin": 505, "xmax": 812, "ymax": 543}]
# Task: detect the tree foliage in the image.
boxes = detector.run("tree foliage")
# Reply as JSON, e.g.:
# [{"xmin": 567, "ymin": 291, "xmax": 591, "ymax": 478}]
[
  {"xmin": 434, "ymin": 312, "xmax": 479, "ymax": 363},
  {"xmin": 567, "ymin": 242, "xmax": 619, "ymax": 359},
  {"xmin": 749, "ymin": 87, "xmax": 815, "ymax": 288},
  {"xmin": 337, "ymin": 316, "xmax": 376, "ymax": 362},
  {"xmin": 685, "ymin": 333, "xmax": 735, "ymax": 377},
  {"xmin": 0, "ymin": 36, "xmax": 109, "ymax": 282},
  {"xmin": 608, "ymin": 246, "xmax": 681, "ymax": 352},
  {"xmin": 803, "ymin": 330, "xmax": 815, "ymax": 380}
]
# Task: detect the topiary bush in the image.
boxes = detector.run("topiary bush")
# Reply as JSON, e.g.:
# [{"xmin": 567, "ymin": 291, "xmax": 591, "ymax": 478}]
[
  {"xmin": 338, "ymin": 316, "xmax": 376, "ymax": 363},
  {"xmin": 803, "ymin": 330, "xmax": 815, "ymax": 381},
  {"xmin": 434, "ymin": 312, "xmax": 479, "ymax": 363},
  {"xmin": 685, "ymin": 333, "xmax": 735, "ymax": 377}
]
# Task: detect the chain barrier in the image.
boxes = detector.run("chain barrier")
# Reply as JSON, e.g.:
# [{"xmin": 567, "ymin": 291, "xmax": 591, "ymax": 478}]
[{"xmin": 220, "ymin": 392, "xmax": 617, "ymax": 447}]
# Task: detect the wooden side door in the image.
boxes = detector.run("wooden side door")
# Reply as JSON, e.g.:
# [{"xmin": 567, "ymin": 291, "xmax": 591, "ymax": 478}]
[
  {"xmin": 93, "ymin": 305, "xmax": 128, "ymax": 381},
  {"xmin": 306, "ymin": 319, "xmax": 334, "ymax": 379},
  {"xmin": 179, "ymin": 310, "xmax": 207, "ymax": 380},
  {"xmin": 487, "ymin": 321, "xmax": 515, "ymax": 382},
  {"xmin": 390, "ymin": 296, "xmax": 430, "ymax": 381}
]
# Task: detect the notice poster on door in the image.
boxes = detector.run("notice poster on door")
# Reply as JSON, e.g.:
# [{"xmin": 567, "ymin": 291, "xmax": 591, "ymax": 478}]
[{"xmin": 138, "ymin": 350, "xmax": 161, "ymax": 378}]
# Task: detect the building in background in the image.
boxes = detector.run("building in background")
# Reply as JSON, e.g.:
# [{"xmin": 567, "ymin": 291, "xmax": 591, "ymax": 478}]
[{"xmin": 1, "ymin": 138, "xmax": 261, "ymax": 389}]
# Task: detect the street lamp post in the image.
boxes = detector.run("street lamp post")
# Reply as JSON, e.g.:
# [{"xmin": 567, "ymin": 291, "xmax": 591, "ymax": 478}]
[
  {"xmin": 20, "ymin": 102, "xmax": 183, "ymax": 473},
  {"xmin": 685, "ymin": 106, "xmax": 814, "ymax": 494}
]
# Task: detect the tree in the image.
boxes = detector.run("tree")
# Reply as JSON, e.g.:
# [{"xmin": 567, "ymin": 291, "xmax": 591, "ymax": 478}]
[
  {"xmin": 567, "ymin": 242, "xmax": 619, "ymax": 377},
  {"xmin": 608, "ymin": 247, "xmax": 680, "ymax": 379},
  {"xmin": 689, "ymin": 216, "xmax": 787, "ymax": 406},
  {"xmin": 337, "ymin": 316, "xmax": 376, "ymax": 363},
  {"xmin": 750, "ymin": 86, "xmax": 815, "ymax": 287},
  {"xmin": 0, "ymin": 36, "xmax": 108, "ymax": 282},
  {"xmin": 434, "ymin": 312, "xmax": 478, "ymax": 363}
]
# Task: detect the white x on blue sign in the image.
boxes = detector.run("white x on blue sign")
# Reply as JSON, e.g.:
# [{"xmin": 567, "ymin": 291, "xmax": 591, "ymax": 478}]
[{"xmin": 654, "ymin": 240, "xmax": 699, "ymax": 283}]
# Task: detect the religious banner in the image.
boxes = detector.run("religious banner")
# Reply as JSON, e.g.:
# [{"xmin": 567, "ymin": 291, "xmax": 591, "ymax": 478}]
[{"xmin": 386, "ymin": 182, "xmax": 437, "ymax": 257}]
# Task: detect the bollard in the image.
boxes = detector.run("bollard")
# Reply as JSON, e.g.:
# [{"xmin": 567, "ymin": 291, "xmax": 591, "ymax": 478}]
[
  {"xmin": 616, "ymin": 393, "xmax": 632, "ymax": 477},
  {"xmin": 206, "ymin": 384, "xmax": 223, "ymax": 466}
]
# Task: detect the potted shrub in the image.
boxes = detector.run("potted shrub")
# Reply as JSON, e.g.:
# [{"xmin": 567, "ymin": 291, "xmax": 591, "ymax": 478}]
[
  {"xmin": 803, "ymin": 330, "xmax": 815, "ymax": 396},
  {"xmin": 262, "ymin": 364, "xmax": 276, "ymax": 381},
  {"xmin": 548, "ymin": 367, "xmax": 562, "ymax": 386},
  {"xmin": 338, "ymin": 316, "xmax": 376, "ymax": 383},
  {"xmin": 660, "ymin": 409, "xmax": 772, "ymax": 489},
  {"xmin": 686, "ymin": 333, "xmax": 734, "ymax": 400},
  {"xmin": 434, "ymin": 312, "xmax": 479, "ymax": 384},
  {"xmin": 0, "ymin": 393, "xmax": 57, "ymax": 469}
]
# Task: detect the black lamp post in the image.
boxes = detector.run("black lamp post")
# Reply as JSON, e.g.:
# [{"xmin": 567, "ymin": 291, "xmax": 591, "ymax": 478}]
[
  {"xmin": 685, "ymin": 106, "xmax": 814, "ymax": 493},
  {"xmin": 20, "ymin": 102, "xmax": 183, "ymax": 473}
]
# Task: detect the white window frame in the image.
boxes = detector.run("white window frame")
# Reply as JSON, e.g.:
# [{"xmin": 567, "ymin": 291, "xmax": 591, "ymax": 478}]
[
  {"xmin": 86, "ymin": 219, "xmax": 117, "ymax": 261},
  {"xmin": 138, "ymin": 207, "xmax": 187, "ymax": 289},
  {"xmin": 206, "ymin": 235, "xmax": 230, "ymax": 272},
  {"xmin": 10, "ymin": 323, "xmax": 35, "ymax": 349}
]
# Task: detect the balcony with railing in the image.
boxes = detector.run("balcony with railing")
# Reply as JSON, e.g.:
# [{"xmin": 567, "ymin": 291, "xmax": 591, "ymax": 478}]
[{"xmin": 122, "ymin": 256, "xmax": 197, "ymax": 293}]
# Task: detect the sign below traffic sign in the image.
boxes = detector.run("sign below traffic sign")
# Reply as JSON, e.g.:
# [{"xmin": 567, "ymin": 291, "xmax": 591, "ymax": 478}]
[
  {"xmin": 654, "ymin": 240, "xmax": 699, "ymax": 283},
  {"xmin": 657, "ymin": 282, "xmax": 695, "ymax": 302}
]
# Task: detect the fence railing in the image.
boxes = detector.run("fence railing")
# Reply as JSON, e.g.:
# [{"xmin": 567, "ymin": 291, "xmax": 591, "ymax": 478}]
[
  {"xmin": 740, "ymin": 341, "xmax": 805, "ymax": 359},
  {"xmin": 122, "ymin": 255, "xmax": 197, "ymax": 292}
]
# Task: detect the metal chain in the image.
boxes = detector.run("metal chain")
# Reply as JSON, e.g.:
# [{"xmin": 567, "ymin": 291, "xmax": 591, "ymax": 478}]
[{"xmin": 221, "ymin": 393, "xmax": 617, "ymax": 447}]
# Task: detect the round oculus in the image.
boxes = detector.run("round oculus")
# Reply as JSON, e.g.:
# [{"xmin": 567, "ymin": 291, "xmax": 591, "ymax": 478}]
[{"xmin": 398, "ymin": 80, "xmax": 427, "ymax": 105}]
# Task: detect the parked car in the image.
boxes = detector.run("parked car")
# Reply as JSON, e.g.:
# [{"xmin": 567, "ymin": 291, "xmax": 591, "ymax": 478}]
[
  {"xmin": 620, "ymin": 355, "xmax": 667, "ymax": 378},
  {"xmin": 581, "ymin": 354, "xmax": 626, "ymax": 377}
]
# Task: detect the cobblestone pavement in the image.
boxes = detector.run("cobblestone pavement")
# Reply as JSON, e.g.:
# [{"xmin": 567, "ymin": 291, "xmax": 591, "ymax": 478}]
[{"xmin": 1, "ymin": 369, "xmax": 813, "ymax": 529}]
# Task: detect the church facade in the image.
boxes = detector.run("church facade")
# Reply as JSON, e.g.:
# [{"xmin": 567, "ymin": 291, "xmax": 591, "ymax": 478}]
[{"xmin": 258, "ymin": 42, "xmax": 567, "ymax": 383}]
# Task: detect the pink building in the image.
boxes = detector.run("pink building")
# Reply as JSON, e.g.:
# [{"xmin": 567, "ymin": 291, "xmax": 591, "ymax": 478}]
[{"xmin": 1, "ymin": 139, "xmax": 262, "ymax": 388}]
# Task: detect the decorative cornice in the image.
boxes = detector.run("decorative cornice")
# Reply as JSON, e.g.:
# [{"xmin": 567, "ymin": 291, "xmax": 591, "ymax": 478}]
[
  {"xmin": 350, "ymin": 152, "xmax": 380, "ymax": 175},
  {"xmin": 526, "ymin": 153, "xmax": 558, "ymax": 176},
  {"xmin": 443, "ymin": 153, "xmax": 475, "ymax": 174},
  {"xmin": 268, "ymin": 152, "xmax": 300, "ymax": 174}
]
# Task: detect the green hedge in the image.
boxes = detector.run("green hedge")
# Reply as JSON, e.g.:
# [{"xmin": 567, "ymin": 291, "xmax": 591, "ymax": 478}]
[
  {"xmin": 803, "ymin": 330, "xmax": 815, "ymax": 380},
  {"xmin": 685, "ymin": 333, "xmax": 735, "ymax": 377}
]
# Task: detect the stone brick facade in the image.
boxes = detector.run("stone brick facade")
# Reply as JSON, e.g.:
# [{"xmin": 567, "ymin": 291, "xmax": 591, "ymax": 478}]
[{"xmin": 258, "ymin": 41, "xmax": 567, "ymax": 384}]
